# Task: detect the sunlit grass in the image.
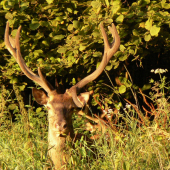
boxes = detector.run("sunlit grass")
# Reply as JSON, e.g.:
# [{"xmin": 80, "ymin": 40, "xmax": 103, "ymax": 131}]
[{"xmin": 0, "ymin": 78, "xmax": 170, "ymax": 170}]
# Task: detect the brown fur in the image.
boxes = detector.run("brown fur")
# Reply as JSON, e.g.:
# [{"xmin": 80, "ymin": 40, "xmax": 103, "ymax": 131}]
[{"xmin": 33, "ymin": 89, "xmax": 90, "ymax": 169}]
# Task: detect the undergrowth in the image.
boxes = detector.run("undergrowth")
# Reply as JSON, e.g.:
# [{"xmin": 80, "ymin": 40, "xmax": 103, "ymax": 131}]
[{"xmin": 0, "ymin": 70, "xmax": 170, "ymax": 170}]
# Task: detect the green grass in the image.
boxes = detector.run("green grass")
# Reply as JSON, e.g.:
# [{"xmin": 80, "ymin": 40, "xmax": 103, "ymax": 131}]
[
  {"xmin": 0, "ymin": 124, "xmax": 50, "ymax": 169},
  {"xmin": 0, "ymin": 81, "xmax": 170, "ymax": 170}
]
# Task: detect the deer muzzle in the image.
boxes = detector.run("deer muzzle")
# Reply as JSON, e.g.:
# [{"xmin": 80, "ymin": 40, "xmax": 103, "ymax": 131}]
[{"xmin": 53, "ymin": 119, "xmax": 68, "ymax": 137}]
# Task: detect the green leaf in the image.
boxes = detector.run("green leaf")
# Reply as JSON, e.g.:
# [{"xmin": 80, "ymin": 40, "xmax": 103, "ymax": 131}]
[
  {"xmin": 120, "ymin": 45, "xmax": 126, "ymax": 52},
  {"xmin": 116, "ymin": 15, "xmax": 124, "ymax": 23},
  {"xmin": 119, "ymin": 55, "xmax": 128, "ymax": 61},
  {"xmin": 144, "ymin": 34, "xmax": 151, "ymax": 41},
  {"xmin": 92, "ymin": 31, "xmax": 100, "ymax": 38},
  {"xmin": 111, "ymin": 1, "xmax": 120, "ymax": 16},
  {"xmin": 81, "ymin": 147, "xmax": 86, "ymax": 157},
  {"xmin": 52, "ymin": 35, "xmax": 65, "ymax": 40},
  {"xmin": 36, "ymin": 107, "xmax": 42, "ymax": 113},
  {"xmin": 139, "ymin": 22, "xmax": 145, "ymax": 28},
  {"xmin": 29, "ymin": 19, "xmax": 40, "ymax": 30},
  {"xmin": 11, "ymin": 29, "xmax": 18, "ymax": 37},
  {"xmin": 145, "ymin": 19, "xmax": 152, "ymax": 31},
  {"xmin": 2, "ymin": 1, "xmax": 10, "ymax": 10},
  {"xmin": 124, "ymin": 80, "xmax": 132, "ymax": 87},
  {"xmin": 37, "ymin": 58, "xmax": 44, "ymax": 63},
  {"xmin": 8, "ymin": 104, "xmax": 16, "ymax": 110},
  {"xmin": 19, "ymin": 84, "xmax": 26, "ymax": 91},
  {"xmin": 68, "ymin": 24, "xmax": 73, "ymax": 31},
  {"xmin": 91, "ymin": 1, "xmax": 101, "ymax": 8},
  {"xmin": 2, "ymin": 0, "xmax": 15, "ymax": 9},
  {"xmin": 34, "ymin": 50, "xmax": 43, "ymax": 57},
  {"xmin": 35, "ymin": 32, "xmax": 44, "ymax": 39},
  {"xmin": 42, "ymin": 40, "xmax": 49, "ymax": 46},
  {"xmin": 150, "ymin": 25, "xmax": 160, "ymax": 36},
  {"xmin": 67, "ymin": 7, "xmax": 73, "ymax": 13},
  {"xmin": 119, "ymin": 85, "xmax": 126, "ymax": 94},
  {"xmin": 5, "ymin": 12, "xmax": 13, "ymax": 20},
  {"xmin": 142, "ymin": 84, "xmax": 151, "ymax": 91},
  {"xmin": 10, "ymin": 77, "xmax": 18, "ymax": 84},
  {"xmin": 72, "ymin": 78, "xmax": 76, "ymax": 85},
  {"xmin": 132, "ymin": 29, "xmax": 139, "ymax": 36},
  {"xmin": 79, "ymin": 44, "xmax": 86, "ymax": 51},
  {"xmin": 105, "ymin": 64, "xmax": 113, "ymax": 71},
  {"xmin": 96, "ymin": 62, "xmax": 101, "ymax": 69},
  {"xmin": 114, "ymin": 62, "xmax": 119, "ymax": 69},
  {"xmin": 68, "ymin": 55, "xmax": 75, "ymax": 63},
  {"xmin": 20, "ymin": 2, "xmax": 29, "ymax": 11},
  {"xmin": 40, "ymin": 21, "xmax": 49, "ymax": 27},
  {"xmin": 161, "ymin": 0, "xmax": 170, "ymax": 9},
  {"xmin": 73, "ymin": 20, "xmax": 80, "ymax": 29},
  {"xmin": 46, "ymin": 0, "xmax": 54, "ymax": 4},
  {"xmin": 93, "ymin": 52, "xmax": 102, "ymax": 57},
  {"xmin": 105, "ymin": 0, "xmax": 109, "ymax": 7},
  {"xmin": 129, "ymin": 49, "xmax": 135, "ymax": 55},
  {"xmin": 57, "ymin": 47, "xmax": 67, "ymax": 54}
]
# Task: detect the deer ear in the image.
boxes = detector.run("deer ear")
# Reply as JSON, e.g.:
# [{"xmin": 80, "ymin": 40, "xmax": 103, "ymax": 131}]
[
  {"xmin": 32, "ymin": 88, "xmax": 49, "ymax": 105},
  {"xmin": 77, "ymin": 91, "xmax": 93, "ymax": 106}
]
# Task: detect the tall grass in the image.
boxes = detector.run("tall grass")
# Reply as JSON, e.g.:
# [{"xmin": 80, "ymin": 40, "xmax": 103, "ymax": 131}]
[
  {"xmin": 0, "ymin": 72, "xmax": 170, "ymax": 170},
  {"xmin": 0, "ymin": 85, "xmax": 52, "ymax": 169}
]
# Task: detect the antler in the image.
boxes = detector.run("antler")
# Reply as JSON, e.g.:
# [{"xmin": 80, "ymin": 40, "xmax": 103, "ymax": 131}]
[
  {"xmin": 5, "ymin": 21, "xmax": 54, "ymax": 94},
  {"xmin": 5, "ymin": 22, "xmax": 120, "ymax": 107},
  {"xmin": 69, "ymin": 23, "xmax": 120, "ymax": 107}
]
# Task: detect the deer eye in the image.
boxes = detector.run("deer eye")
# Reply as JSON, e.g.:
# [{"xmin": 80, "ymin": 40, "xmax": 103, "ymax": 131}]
[{"xmin": 68, "ymin": 108, "xmax": 75, "ymax": 113}]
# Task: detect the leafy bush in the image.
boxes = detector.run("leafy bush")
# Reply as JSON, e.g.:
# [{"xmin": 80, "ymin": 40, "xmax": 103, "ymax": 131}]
[{"xmin": 1, "ymin": 0, "xmax": 170, "ymax": 102}]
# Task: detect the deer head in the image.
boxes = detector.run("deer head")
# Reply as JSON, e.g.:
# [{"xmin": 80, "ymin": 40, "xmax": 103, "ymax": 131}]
[{"xmin": 5, "ymin": 21, "xmax": 120, "ymax": 169}]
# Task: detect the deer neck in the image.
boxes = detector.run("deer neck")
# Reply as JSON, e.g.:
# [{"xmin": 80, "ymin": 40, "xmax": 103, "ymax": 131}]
[{"xmin": 48, "ymin": 116, "xmax": 74, "ymax": 169}]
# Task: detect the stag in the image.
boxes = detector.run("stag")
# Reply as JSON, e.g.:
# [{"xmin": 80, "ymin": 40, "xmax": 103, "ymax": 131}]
[{"xmin": 5, "ymin": 21, "xmax": 120, "ymax": 169}]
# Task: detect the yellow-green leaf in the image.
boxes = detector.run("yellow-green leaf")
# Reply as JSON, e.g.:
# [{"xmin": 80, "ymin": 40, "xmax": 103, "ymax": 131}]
[
  {"xmin": 5, "ymin": 12, "xmax": 13, "ymax": 20},
  {"xmin": 105, "ymin": 64, "xmax": 113, "ymax": 71},
  {"xmin": 120, "ymin": 45, "xmax": 126, "ymax": 52},
  {"xmin": 73, "ymin": 20, "xmax": 79, "ymax": 29},
  {"xmin": 29, "ymin": 19, "xmax": 40, "ymax": 30},
  {"xmin": 72, "ymin": 78, "xmax": 76, "ymax": 85},
  {"xmin": 8, "ymin": 104, "xmax": 16, "ymax": 110},
  {"xmin": 91, "ymin": 1, "xmax": 101, "ymax": 8},
  {"xmin": 79, "ymin": 44, "xmax": 86, "ymax": 51},
  {"xmin": 150, "ymin": 25, "xmax": 160, "ymax": 36},
  {"xmin": 36, "ymin": 107, "xmax": 42, "ymax": 113},
  {"xmin": 119, "ymin": 55, "xmax": 128, "ymax": 61},
  {"xmin": 119, "ymin": 85, "xmax": 126, "ymax": 94},
  {"xmin": 57, "ymin": 47, "xmax": 67, "ymax": 53},
  {"xmin": 46, "ymin": 0, "xmax": 54, "ymax": 4},
  {"xmin": 132, "ymin": 29, "xmax": 139, "ymax": 36},
  {"xmin": 145, "ymin": 19, "xmax": 153, "ymax": 31},
  {"xmin": 52, "ymin": 35, "xmax": 65, "ymax": 40},
  {"xmin": 116, "ymin": 15, "xmax": 124, "ymax": 23},
  {"xmin": 144, "ymin": 34, "xmax": 151, "ymax": 41}
]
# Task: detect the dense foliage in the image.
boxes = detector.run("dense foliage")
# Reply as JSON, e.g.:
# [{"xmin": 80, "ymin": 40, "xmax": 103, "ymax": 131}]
[
  {"xmin": 0, "ymin": 0, "xmax": 170, "ymax": 106},
  {"xmin": 0, "ymin": 0, "xmax": 170, "ymax": 169}
]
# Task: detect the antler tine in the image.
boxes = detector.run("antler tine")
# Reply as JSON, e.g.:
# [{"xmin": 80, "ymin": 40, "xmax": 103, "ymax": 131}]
[
  {"xmin": 106, "ymin": 23, "xmax": 120, "ymax": 59},
  {"xmin": 5, "ymin": 21, "xmax": 54, "ymax": 94},
  {"xmin": 69, "ymin": 23, "xmax": 120, "ymax": 107},
  {"xmin": 5, "ymin": 22, "xmax": 17, "ymax": 60},
  {"xmin": 5, "ymin": 22, "xmax": 37, "ymax": 77}
]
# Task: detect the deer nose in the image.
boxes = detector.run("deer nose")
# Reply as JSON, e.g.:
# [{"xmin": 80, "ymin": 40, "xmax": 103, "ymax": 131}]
[
  {"xmin": 55, "ymin": 122, "xmax": 67, "ymax": 131},
  {"xmin": 63, "ymin": 123, "xmax": 67, "ymax": 129}
]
